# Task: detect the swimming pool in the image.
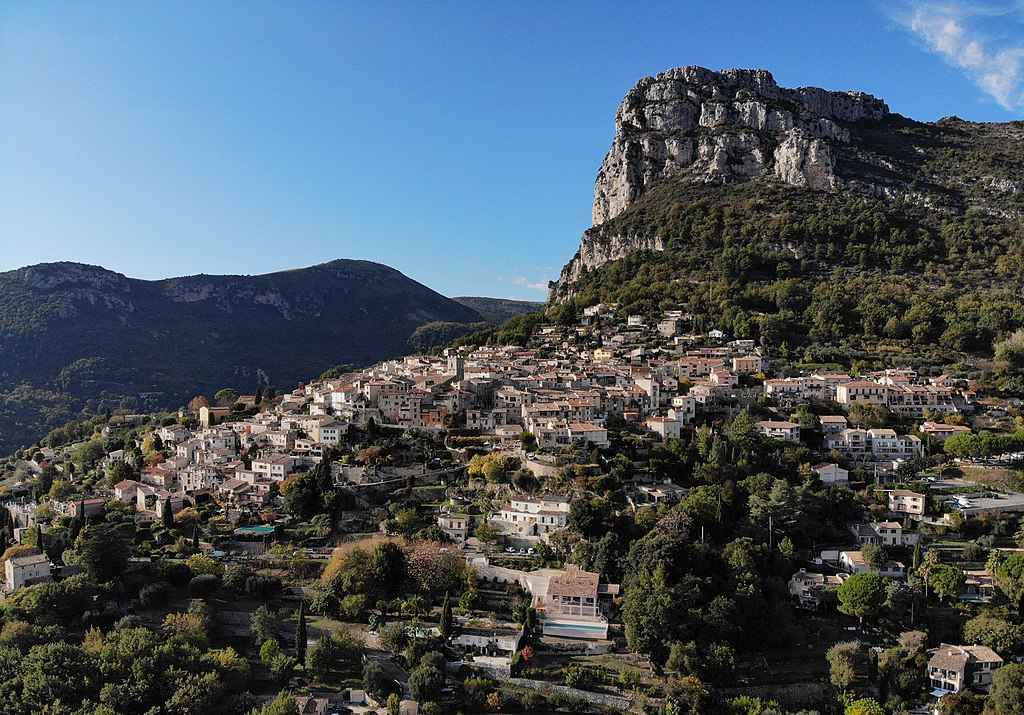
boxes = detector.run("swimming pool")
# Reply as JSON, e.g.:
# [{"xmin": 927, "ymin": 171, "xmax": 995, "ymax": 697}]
[
  {"xmin": 542, "ymin": 620, "xmax": 608, "ymax": 639},
  {"xmin": 233, "ymin": 525, "xmax": 276, "ymax": 535}
]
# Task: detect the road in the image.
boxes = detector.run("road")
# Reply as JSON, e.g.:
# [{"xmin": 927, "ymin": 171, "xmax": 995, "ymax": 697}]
[
  {"xmin": 359, "ymin": 628, "xmax": 411, "ymax": 700},
  {"xmin": 365, "ymin": 648, "xmax": 411, "ymax": 700}
]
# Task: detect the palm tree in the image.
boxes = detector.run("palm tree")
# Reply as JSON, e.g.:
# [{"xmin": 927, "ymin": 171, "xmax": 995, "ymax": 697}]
[{"xmin": 406, "ymin": 594, "xmax": 426, "ymax": 619}]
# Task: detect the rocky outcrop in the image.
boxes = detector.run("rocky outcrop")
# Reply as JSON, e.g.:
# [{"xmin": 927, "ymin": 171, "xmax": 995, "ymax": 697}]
[
  {"xmin": 592, "ymin": 66, "xmax": 888, "ymax": 225},
  {"xmin": 558, "ymin": 229, "xmax": 668, "ymax": 290}
]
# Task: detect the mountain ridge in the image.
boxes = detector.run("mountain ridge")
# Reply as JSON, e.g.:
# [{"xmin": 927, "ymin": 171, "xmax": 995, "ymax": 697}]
[{"xmin": 0, "ymin": 259, "xmax": 535, "ymax": 451}]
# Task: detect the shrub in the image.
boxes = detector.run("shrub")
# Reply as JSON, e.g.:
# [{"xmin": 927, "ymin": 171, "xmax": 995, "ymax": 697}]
[
  {"xmin": 153, "ymin": 561, "xmax": 192, "ymax": 587},
  {"xmin": 139, "ymin": 581, "xmax": 172, "ymax": 608},
  {"xmin": 245, "ymin": 574, "xmax": 282, "ymax": 598},
  {"xmin": 188, "ymin": 574, "xmax": 220, "ymax": 599}
]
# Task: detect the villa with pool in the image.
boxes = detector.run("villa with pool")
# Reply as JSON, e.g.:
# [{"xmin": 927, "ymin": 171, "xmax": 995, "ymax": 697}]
[{"xmin": 534, "ymin": 564, "xmax": 616, "ymax": 640}]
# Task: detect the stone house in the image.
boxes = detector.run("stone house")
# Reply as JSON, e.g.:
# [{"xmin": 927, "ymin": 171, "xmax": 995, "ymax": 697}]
[{"xmin": 928, "ymin": 644, "xmax": 1002, "ymax": 694}]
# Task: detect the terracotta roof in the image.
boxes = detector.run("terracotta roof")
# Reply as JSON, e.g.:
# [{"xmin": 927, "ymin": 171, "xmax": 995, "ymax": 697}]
[
  {"xmin": 547, "ymin": 565, "xmax": 600, "ymax": 598},
  {"xmin": 929, "ymin": 644, "xmax": 1002, "ymax": 672},
  {"xmin": 10, "ymin": 553, "xmax": 49, "ymax": 567}
]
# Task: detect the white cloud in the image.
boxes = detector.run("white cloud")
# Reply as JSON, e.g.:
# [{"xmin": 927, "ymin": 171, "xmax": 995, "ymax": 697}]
[
  {"xmin": 498, "ymin": 275, "xmax": 551, "ymax": 293},
  {"xmin": 897, "ymin": 1, "xmax": 1024, "ymax": 109},
  {"xmin": 512, "ymin": 276, "xmax": 550, "ymax": 292}
]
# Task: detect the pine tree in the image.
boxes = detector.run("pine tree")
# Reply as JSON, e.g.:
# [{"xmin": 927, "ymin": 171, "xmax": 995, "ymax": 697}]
[
  {"xmin": 440, "ymin": 591, "xmax": 453, "ymax": 640},
  {"xmin": 161, "ymin": 498, "xmax": 174, "ymax": 529},
  {"xmin": 295, "ymin": 602, "xmax": 307, "ymax": 663}
]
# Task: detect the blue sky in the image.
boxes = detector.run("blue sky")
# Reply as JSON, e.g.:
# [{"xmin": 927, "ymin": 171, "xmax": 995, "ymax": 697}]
[{"xmin": 1, "ymin": 1, "xmax": 1023, "ymax": 300}]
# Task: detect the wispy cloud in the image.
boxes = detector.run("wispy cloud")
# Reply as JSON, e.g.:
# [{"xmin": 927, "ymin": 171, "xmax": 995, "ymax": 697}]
[
  {"xmin": 497, "ymin": 275, "xmax": 551, "ymax": 293},
  {"xmin": 892, "ymin": 1, "xmax": 1024, "ymax": 110}
]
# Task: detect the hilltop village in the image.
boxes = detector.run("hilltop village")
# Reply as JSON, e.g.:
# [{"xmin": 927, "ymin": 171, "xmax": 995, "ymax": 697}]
[{"xmin": 3, "ymin": 304, "xmax": 1024, "ymax": 715}]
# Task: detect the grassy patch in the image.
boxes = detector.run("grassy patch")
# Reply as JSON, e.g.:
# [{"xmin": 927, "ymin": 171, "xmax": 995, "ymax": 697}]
[{"xmin": 958, "ymin": 466, "xmax": 1020, "ymax": 489}]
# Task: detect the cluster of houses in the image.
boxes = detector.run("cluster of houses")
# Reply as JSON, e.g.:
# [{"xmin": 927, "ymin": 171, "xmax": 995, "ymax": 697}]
[
  {"xmin": 756, "ymin": 368, "xmax": 980, "ymax": 467},
  {"xmin": 764, "ymin": 368, "xmax": 970, "ymax": 415},
  {"xmin": 436, "ymin": 494, "xmax": 573, "ymax": 547},
  {"xmin": 787, "ymin": 483, "xmax": 1005, "ymax": 703},
  {"xmin": 110, "ymin": 411, "xmax": 344, "ymax": 519},
  {"xmin": 301, "ymin": 322, "xmax": 768, "ymax": 452}
]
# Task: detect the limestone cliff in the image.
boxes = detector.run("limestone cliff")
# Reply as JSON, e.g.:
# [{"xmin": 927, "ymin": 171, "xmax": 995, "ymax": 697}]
[
  {"xmin": 554, "ymin": 66, "xmax": 1024, "ymax": 300},
  {"xmin": 592, "ymin": 66, "xmax": 888, "ymax": 226}
]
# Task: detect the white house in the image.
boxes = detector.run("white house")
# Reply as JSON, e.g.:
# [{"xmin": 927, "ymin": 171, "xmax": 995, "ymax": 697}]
[
  {"xmin": 566, "ymin": 422, "xmax": 609, "ymax": 447},
  {"xmin": 788, "ymin": 568, "xmax": 848, "ymax": 609},
  {"xmin": 889, "ymin": 489, "xmax": 926, "ymax": 516},
  {"xmin": 921, "ymin": 422, "xmax": 971, "ymax": 442},
  {"xmin": 437, "ymin": 513, "xmax": 470, "ymax": 546},
  {"xmin": 251, "ymin": 454, "xmax": 301, "ymax": 481},
  {"xmin": 812, "ymin": 462, "xmax": 849, "ymax": 486},
  {"xmin": 454, "ymin": 620, "xmax": 525, "ymax": 656},
  {"xmin": 838, "ymin": 550, "xmax": 906, "ymax": 579},
  {"xmin": 755, "ymin": 421, "xmax": 801, "ymax": 443},
  {"xmin": 849, "ymin": 521, "xmax": 920, "ymax": 547},
  {"xmin": 669, "ymin": 396, "xmax": 697, "ymax": 424},
  {"xmin": 494, "ymin": 497, "xmax": 570, "ymax": 538},
  {"xmin": 819, "ymin": 415, "xmax": 849, "ymax": 435},
  {"xmin": 5, "ymin": 553, "xmax": 51, "ymax": 592},
  {"xmin": 646, "ymin": 416, "xmax": 682, "ymax": 441},
  {"xmin": 836, "ymin": 381, "xmax": 889, "ymax": 407}
]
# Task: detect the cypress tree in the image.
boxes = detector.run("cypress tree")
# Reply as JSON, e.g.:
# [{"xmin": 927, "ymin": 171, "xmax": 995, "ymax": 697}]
[
  {"xmin": 0, "ymin": 510, "xmax": 11, "ymax": 545},
  {"xmin": 192, "ymin": 524, "xmax": 200, "ymax": 552},
  {"xmin": 70, "ymin": 501, "xmax": 85, "ymax": 540},
  {"xmin": 34, "ymin": 523, "xmax": 44, "ymax": 552},
  {"xmin": 295, "ymin": 602, "xmax": 307, "ymax": 662},
  {"xmin": 161, "ymin": 498, "xmax": 174, "ymax": 528},
  {"xmin": 254, "ymin": 386, "xmax": 263, "ymax": 406},
  {"xmin": 440, "ymin": 590, "xmax": 453, "ymax": 640}
]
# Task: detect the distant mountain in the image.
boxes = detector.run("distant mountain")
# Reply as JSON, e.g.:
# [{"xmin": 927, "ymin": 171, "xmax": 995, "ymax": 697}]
[
  {"xmin": 550, "ymin": 66, "xmax": 1024, "ymax": 364},
  {"xmin": 0, "ymin": 259, "xmax": 491, "ymax": 451},
  {"xmin": 453, "ymin": 297, "xmax": 544, "ymax": 324}
]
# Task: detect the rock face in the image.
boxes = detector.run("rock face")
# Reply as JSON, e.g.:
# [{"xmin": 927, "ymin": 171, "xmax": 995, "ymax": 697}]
[
  {"xmin": 557, "ymin": 229, "xmax": 668, "ymax": 286},
  {"xmin": 592, "ymin": 66, "xmax": 888, "ymax": 225}
]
